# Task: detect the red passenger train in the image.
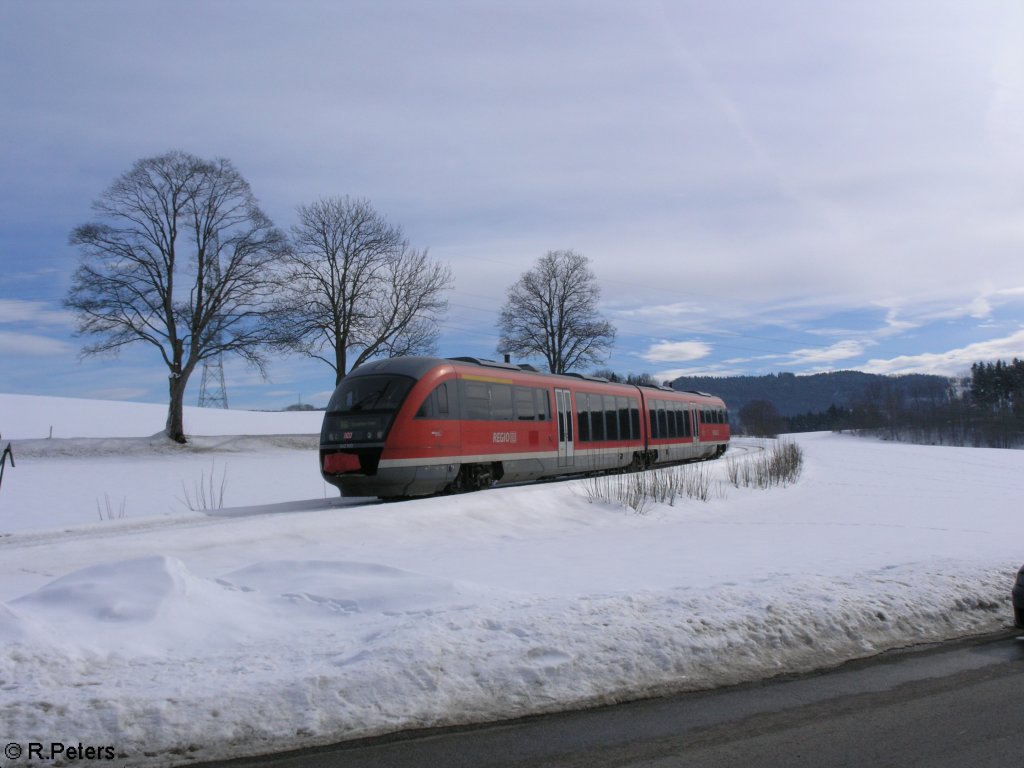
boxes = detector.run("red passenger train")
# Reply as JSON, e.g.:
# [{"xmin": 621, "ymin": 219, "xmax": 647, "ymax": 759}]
[{"xmin": 320, "ymin": 356, "xmax": 730, "ymax": 498}]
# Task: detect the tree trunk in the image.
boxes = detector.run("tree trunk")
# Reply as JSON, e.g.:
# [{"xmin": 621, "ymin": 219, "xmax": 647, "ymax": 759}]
[
  {"xmin": 166, "ymin": 372, "xmax": 189, "ymax": 443},
  {"xmin": 334, "ymin": 344, "xmax": 347, "ymax": 386},
  {"xmin": 166, "ymin": 341, "xmax": 190, "ymax": 443}
]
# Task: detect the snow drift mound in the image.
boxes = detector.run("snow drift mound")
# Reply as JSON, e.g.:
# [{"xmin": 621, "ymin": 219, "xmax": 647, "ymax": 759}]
[{"xmin": 9, "ymin": 556, "xmax": 282, "ymax": 653}]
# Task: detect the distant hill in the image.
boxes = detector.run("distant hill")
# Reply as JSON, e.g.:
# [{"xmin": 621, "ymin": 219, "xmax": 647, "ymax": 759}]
[{"xmin": 669, "ymin": 370, "xmax": 952, "ymax": 419}]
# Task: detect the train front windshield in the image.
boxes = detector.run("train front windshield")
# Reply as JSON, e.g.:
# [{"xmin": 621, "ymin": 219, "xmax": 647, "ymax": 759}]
[{"xmin": 321, "ymin": 374, "xmax": 415, "ymax": 445}]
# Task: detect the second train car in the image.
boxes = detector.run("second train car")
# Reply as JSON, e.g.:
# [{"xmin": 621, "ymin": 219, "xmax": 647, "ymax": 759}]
[{"xmin": 320, "ymin": 356, "xmax": 730, "ymax": 498}]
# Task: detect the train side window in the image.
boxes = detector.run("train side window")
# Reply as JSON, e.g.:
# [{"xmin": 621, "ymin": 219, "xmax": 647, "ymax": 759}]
[
  {"xmin": 463, "ymin": 381, "xmax": 490, "ymax": 419},
  {"xmin": 437, "ymin": 383, "xmax": 449, "ymax": 416},
  {"xmin": 415, "ymin": 392, "xmax": 433, "ymax": 418},
  {"xmin": 630, "ymin": 399, "xmax": 640, "ymax": 439},
  {"xmin": 649, "ymin": 400, "xmax": 659, "ymax": 439},
  {"xmin": 492, "ymin": 384, "xmax": 514, "ymax": 420},
  {"xmin": 658, "ymin": 406, "xmax": 669, "ymax": 438},
  {"xmin": 514, "ymin": 387, "xmax": 535, "ymax": 420},
  {"xmin": 604, "ymin": 395, "xmax": 618, "ymax": 441},
  {"xmin": 591, "ymin": 395, "xmax": 605, "ymax": 440},
  {"xmin": 576, "ymin": 393, "xmax": 591, "ymax": 442},
  {"xmin": 416, "ymin": 382, "xmax": 450, "ymax": 419},
  {"xmin": 537, "ymin": 389, "xmax": 551, "ymax": 421},
  {"xmin": 617, "ymin": 397, "xmax": 630, "ymax": 440},
  {"xmin": 683, "ymin": 407, "xmax": 692, "ymax": 437}
]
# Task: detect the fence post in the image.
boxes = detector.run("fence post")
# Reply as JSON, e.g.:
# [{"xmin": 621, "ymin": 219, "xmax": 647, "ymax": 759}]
[{"xmin": 0, "ymin": 438, "xmax": 14, "ymax": 496}]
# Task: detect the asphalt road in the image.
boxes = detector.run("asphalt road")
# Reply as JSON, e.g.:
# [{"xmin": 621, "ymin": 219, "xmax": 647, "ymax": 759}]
[{"xmin": 202, "ymin": 629, "xmax": 1024, "ymax": 768}]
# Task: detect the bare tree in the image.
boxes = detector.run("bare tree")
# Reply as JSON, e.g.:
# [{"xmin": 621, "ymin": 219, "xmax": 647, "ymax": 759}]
[
  {"xmin": 498, "ymin": 249, "xmax": 616, "ymax": 374},
  {"xmin": 273, "ymin": 196, "xmax": 452, "ymax": 384},
  {"xmin": 65, "ymin": 150, "xmax": 287, "ymax": 443}
]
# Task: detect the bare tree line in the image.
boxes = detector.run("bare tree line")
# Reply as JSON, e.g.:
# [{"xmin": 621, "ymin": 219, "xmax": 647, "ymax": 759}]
[{"xmin": 64, "ymin": 151, "xmax": 619, "ymax": 442}]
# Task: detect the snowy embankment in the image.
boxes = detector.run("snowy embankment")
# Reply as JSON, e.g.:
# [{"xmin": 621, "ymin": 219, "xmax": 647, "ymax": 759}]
[{"xmin": 0, "ymin": 394, "xmax": 1021, "ymax": 766}]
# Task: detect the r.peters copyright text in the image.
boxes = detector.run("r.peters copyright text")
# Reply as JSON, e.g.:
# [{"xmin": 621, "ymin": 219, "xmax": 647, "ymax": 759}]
[{"xmin": 4, "ymin": 742, "xmax": 116, "ymax": 762}]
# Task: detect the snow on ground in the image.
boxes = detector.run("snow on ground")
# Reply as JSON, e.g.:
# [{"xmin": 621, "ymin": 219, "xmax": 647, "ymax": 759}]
[{"xmin": 0, "ymin": 393, "xmax": 1022, "ymax": 766}]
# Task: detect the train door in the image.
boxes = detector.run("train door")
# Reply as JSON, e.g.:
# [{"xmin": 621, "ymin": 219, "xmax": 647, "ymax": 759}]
[
  {"xmin": 690, "ymin": 402, "xmax": 700, "ymax": 443},
  {"xmin": 555, "ymin": 388, "xmax": 575, "ymax": 467}
]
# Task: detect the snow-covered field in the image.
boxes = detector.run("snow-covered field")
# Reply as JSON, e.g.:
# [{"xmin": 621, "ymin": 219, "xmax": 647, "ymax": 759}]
[{"xmin": 1, "ymin": 394, "xmax": 1021, "ymax": 766}]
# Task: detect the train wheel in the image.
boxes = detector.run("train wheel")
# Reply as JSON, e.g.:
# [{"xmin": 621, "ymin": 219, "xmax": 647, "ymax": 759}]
[{"xmin": 454, "ymin": 463, "xmax": 494, "ymax": 492}]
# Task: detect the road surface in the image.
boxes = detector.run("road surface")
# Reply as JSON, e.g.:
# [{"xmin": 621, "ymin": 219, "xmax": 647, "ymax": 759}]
[{"xmin": 200, "ymin": 629, "xmax": 1024, "ymax": 768}]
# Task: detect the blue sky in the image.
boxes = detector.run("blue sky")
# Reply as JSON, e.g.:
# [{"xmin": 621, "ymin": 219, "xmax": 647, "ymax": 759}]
[{"xmin": 2, "ymin": 0, "xmax": 1024, "ymax": 411}]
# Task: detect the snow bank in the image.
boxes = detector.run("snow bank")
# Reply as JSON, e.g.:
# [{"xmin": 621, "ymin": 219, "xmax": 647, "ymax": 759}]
[
  {"xmin": 0, "ymin": 393, "xmax": 321, "ymax": 440},
  {"xmin": 1, "ymin": 395, "xmax": 1022, "ymax": 766}
]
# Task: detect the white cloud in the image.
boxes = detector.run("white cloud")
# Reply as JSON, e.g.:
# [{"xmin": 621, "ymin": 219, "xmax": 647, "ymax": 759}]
[
  {"xmin": 862, "ymin": 329, "xmax": 1024, "ymax": 376},
  {"xmin": 642, "ymin": 340, "xmax": 713, "ymax": 363},
  {"xmin": 987, "ymin": 43, "xmax": 1024, "ymax": 172},
  {"xmin": 0, "ymin": 331, "xmax": 74, "ymax": 357},
  {"xmin": 653, "ymin": 365, "xmax": 746, "ymax": 382},
  {"xmin": 783, "ymin": 340, "xmax": 867, "ymax": 368},
  {"xmin": 0, "ymin": 299, "xmax": 73, "ymax": 327}
]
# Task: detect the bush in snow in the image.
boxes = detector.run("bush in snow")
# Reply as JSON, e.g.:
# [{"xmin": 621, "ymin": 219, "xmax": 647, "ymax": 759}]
[
  {"xmin": 726, "ymin": 439, "xmax": 803, "ymax": 489},
  {"xmin": 581, "ymin": 462, "xmax": 720, "ymax": 514}
]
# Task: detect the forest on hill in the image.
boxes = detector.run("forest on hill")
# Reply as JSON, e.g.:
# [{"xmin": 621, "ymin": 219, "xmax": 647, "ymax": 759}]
[
  {"xmin": 666, "ymin": 361, "xmax": 1023, "ymax": 448},
  {"xmin": 669, "ymin": 370, "xmax": 950, "ymax": 418}
]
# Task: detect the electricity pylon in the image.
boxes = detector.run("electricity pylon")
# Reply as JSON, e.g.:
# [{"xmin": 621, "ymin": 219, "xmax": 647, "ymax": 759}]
[
  {"xmin": 198, "ymin": 355, "xmax": 229, "ymax": 409},
  {"xmin": 197, "ymin": 235, "xmax": 229, "ymax": 409}
]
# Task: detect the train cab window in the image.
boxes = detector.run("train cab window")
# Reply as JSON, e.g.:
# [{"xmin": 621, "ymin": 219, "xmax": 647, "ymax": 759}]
[
  {"xmin": 576, "ymin": 393, "xmax": 591, "ymax": 442},
  {"xmin": 415, "ymin": 382, "xmax": 451, "ymax": 419}
]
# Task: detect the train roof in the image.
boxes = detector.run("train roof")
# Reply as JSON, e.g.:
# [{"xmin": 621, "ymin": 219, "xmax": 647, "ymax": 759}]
[{"xmin": 345, "ymin": 356, "xmax": 726, "ymax": 404}]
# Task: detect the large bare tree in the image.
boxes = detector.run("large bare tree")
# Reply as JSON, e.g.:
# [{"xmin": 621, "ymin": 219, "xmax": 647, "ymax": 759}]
[
  {"xmin": 65, "ymin": 150, "xmax": 287, "ymax": 443},
  {"xmin": 274, "ymin": 196, "xmax": 452, "ymax": 384},
  {"xmin": 498, "ymin": 249, "xmax": 616, "ymax": 374}
]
